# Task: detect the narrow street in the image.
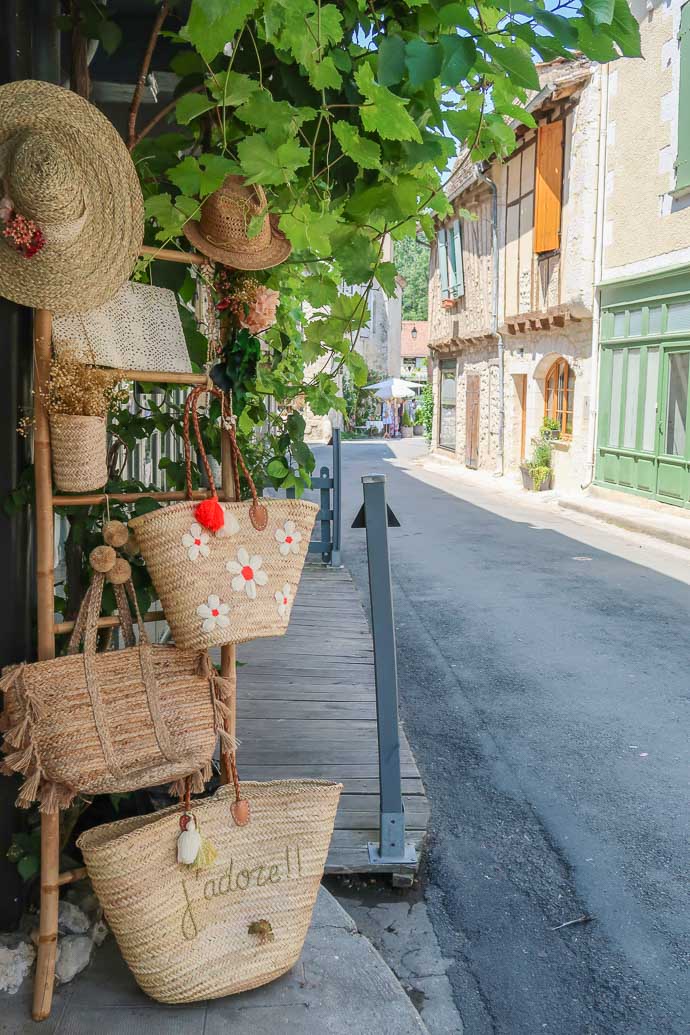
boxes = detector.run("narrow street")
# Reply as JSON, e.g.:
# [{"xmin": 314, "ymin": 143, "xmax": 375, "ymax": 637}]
[{"xmin": 324, "ymin": 439, "xmax": 689, "ymax": 1035}]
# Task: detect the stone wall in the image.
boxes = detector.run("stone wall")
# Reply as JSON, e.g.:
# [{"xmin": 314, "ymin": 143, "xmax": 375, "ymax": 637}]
[
  {"xmin": 603, "ymin": 0, "xmax": 690, "ymax": 279},
  {"xmin": 430, "ymin": 341, "xmax": 500, "ymax": 470}
]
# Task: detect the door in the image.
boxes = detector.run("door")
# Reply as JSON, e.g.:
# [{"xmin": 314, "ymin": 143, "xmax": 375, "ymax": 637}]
[
  {"xmin": 465, "ymin": 374, "xmax": 480, "ymax": 469},
  {"xmin": 439, "ymin": 360, "xmax": 457, "ymax": 450},
  {"xmin": 657, "ymin": 348, "xmax": 690, "ymax": 502}
]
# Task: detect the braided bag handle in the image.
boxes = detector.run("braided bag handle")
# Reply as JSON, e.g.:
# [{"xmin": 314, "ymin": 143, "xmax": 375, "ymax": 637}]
[{"xmin": 182, "ymin": 384, "xmax": 268, "ymax": 532}]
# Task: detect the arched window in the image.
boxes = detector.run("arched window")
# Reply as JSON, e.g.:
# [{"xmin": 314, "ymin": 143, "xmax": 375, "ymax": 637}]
[{"xmin": 544, "ymin": 358, "xmax": 575, "ymax": 437}]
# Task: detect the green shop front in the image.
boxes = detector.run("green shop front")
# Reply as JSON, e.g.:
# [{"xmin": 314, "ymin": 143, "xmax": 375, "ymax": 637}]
[{"xmin": 596, "ymin": 267, "xmax": 690, "ymax": 507}]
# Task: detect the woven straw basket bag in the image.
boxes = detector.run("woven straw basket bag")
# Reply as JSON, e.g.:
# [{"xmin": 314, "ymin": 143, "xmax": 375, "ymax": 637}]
[
  {"xmin": 129, "ymin": 385, "xmax": 318, "ymax": 651},
  {"xmin": 77, "ymin": 776, "xmax": 342, "ymax": 1003},
  {"xmin": 0, "ymin": 575, "xmax": 224, "ymax": 813},
  {"xmin": 50, "ymin": 413, "xmax": 107, "ymax": 492}
]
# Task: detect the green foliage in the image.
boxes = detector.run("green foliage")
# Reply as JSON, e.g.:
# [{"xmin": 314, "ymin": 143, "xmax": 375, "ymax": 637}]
[
  {"xmin": 342, "ymin": 366, "xmax": 383, "ymax": 431},
  {"xmin": 395, "ymin": 238, "xmax": 429, "ymax": 320},
  {"xmin": 526, "ymin": 436, "xmax": 552, "ymax": 489},
  {"xmin": 128, "ymin": 0, "xmax": 635, "ymax": 490},
  {"xmin": 401, "ymin": 410, "xmax": 413, "ymax": 428},
  {"xmin": 416, "ymin": 383, "xmax": 434, "ymax": 440},
  {"xmin": 541, "ymin": 416, "xmax": 561, "ymax": 439}
]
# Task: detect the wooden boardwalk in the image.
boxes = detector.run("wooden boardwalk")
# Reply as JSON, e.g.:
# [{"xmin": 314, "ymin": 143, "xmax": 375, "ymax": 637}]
[{"xmin": 235, "ymin": 565, "xmax": 430, "ymax": 874}]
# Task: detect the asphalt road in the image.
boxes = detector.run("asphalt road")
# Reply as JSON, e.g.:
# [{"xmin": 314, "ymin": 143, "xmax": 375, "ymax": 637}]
[{"xmin": 319, "ymin": 438, "xmax": 689, "ymax": 1035}]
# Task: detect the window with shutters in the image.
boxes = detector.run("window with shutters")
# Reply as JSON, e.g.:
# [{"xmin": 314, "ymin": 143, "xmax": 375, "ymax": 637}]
[
  {"xmin": 534, "ymin": 121, "xmax": 564, "ymax": 254},
  {"xmin": 544, "ymin": 357, "xmax": 575, "ymax": 438},
  {"xmin": 437, "ymin": 219, "xmax": 464, "ymax": 303},
  {"xmin": 676, "ymin": 3, "xmax": 690, "ymax": 191}
]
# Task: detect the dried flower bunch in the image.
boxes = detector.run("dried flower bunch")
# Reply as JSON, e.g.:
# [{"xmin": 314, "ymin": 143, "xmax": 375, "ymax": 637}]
[
  {"xmin": 44, "ymin": 347, "xmax": 129, "ymax": 417},
  {"xmin": 213, "ymin": 267, "xmax": 279, "ymax": 336}
]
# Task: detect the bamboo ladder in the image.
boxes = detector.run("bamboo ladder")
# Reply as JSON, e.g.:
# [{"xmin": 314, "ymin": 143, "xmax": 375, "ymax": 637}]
[{"xmin": 30, "ymin": 247, "xmax": 238, "ymax": 1021}]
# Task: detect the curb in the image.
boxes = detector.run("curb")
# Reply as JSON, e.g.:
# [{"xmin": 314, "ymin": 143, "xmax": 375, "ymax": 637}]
[{"xmin": 558, "ymin": 497, "xmax": 690, "ymax": 550}]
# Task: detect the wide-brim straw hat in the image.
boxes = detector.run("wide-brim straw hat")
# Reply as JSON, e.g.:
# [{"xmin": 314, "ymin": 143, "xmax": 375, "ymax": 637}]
[
  {"xmin": 183, "ymin": 175, "xmax": 291, "ymax": 271},
  {"xmin": 0, "ymin": 80, "xmax": 144, "ymax": 313}
]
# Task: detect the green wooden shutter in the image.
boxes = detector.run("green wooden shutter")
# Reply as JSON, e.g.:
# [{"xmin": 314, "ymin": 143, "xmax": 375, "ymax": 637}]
[
  {"xmin": 438, "ymin": 228, "xmax": 450, "ymax": 299},
  {"xmin": 676, "ymin": 3, "xmax": 690, "ymax": 189},
  {"xmin": 451, "ymin": 220, "xmax": 464, "ymax": 298}
]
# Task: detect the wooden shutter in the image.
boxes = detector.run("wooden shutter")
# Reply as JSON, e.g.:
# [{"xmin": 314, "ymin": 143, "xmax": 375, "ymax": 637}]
[
  {"xmin": 450, "ymin": 220, "xmax": 465, "ymax": 298},
  {"xmin": 534, "ymin": 121, "xmax": 564, "ymax": 254},
  {"xmin": 437, "ymin": 228, "xmax": 450, "ymax": 299},
  {"xmin": 677, "ymin": 3, "xmax": 690, "ymax": 190}
]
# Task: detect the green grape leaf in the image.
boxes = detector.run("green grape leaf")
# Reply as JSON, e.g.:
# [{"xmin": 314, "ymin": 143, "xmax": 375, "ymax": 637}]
[
  {"xmin": 176, "ymin": 92, "xmax": 215, "ymax": 125},
  {"xmin": 181, "ymin": 0, "xmax": 258, "ymax": 62},
  {"xmin": 354, "ymin": 64, "xmax": 421, "ymax": 143},
  {"xmin": 439, "ymin": 35, "xmax": 477, "ymax": 86},
  {"xmin": 237, "ymin": 134, "xmax": 310, "ymax": 185},
  {"xmin": 207, "ymin": 69, "xmax": 259, "ymax": 106},
  {"xmin": 377, "ymin": 34, "xmax": 406, "ymax": 87},
  {"xmin": 404, "ymin": 39, "xmax": 442, "ymax": 87},
  {"xmin": 333, "ymin": 122, "xmax": 382, "ymax": 170}
]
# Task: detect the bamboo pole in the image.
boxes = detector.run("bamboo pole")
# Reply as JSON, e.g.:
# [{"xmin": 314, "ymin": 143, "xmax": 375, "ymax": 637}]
[
  {"xmin": 140, "ymin": 245, "xmax": 206, "ymax": 265},
  {"xmin": 57, "ymin": 866, "xmax": 87, "ymax": 886},
  {"xmin": 54, "ymin": 610, "xmax": 165, "ymax": 635},
  {"xmin": 52, "ymin": 488, "xmax": 224, "ymax": 507},
  {"xmin": 121, "ymin": 369, "xmax": 208, "ymax": 386},
  {"xmin": 220, "ymin": 427, "xmax": 237, "ymax": 783},
  {"xmin": 32, "ymin": 310, "xmax": 60, "ymax": 1023}
]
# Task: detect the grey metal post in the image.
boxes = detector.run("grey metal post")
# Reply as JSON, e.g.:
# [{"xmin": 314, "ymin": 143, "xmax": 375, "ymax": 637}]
[
  {"xmin": 319, "ymin": 465, "xmax": 331, "ymax": 563},
  {"xmin": 331, "ymin": 428, "xmax": 342, "ymax": 566},
  {"xmin": 362, "ymin": 475, "xmax": 417, "ymax": 866}
]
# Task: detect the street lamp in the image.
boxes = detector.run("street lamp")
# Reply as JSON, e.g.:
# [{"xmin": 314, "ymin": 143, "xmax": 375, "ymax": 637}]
[{"xmin": 411, "ymin": 325, "xmax": 417, "ymax": 340}]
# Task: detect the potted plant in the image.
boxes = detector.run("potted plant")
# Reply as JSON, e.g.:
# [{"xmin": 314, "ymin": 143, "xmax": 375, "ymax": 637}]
[
  {"xmin": 413, "ymin": 420, "xmax": 424, "ymax": 436},
  {"xmin": 24, "ymin": 348, "xmax": 128, "ymax": 493},
  {"xmin": 521, "ymin": 437, "xmax": 553, "ymax": 491},
  {"xmin": 540, "ymin": 416, "xmax": 561, "ymax": 441},
  {"xmin": 401, "ymin": 411, "xmax": 414, "ymax": 438}
]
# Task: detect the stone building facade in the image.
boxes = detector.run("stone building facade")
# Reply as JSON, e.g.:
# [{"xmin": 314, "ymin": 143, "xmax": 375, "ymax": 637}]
[
  {"xmin": 593, "ymin": 0, "xmax": 690, "ymax": 508},
  {"xmin": 428, "ymin": 58, "xmax": 602, "ymax": 492}
]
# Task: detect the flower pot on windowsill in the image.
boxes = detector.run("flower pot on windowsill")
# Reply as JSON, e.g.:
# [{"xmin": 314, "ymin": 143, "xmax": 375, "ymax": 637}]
[
  {"xmin": 441, "ymin": 298, "xmax": 456, "ymax": 310},
  {"xmin": 520, "ymin": 463, "xmax": 552, "ymax": 492},
  {"xmin": 50, "ymin": 414, "xmax": 108, "ymax": 493}
]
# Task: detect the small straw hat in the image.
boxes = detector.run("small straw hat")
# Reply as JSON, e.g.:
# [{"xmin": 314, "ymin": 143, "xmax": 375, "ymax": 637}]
[
  {"xmin": 0, "ymin": 80, "xmax": 144, "ymax": 313},
  {"xmin": 183, "ymin": 175, "xmax": 291, "ymax": 270}
]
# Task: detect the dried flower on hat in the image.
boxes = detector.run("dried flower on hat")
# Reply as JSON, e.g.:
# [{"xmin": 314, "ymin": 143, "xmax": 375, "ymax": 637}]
[{"xmin": 2, "ymin": 213, "xmax": 45, "ymax": 258}]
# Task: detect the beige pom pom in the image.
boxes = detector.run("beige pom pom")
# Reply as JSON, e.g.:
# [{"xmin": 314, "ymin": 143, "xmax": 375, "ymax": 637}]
[
  {"xmin": 89, "ymin": 545, "xmax": 116, "ymax": 574},
  {"xmin": 106, "ymin": 557, "xmax": 132, "ymax": 585},
  {"xmin": 122, "ymin": 530, "xmax": 139, "ymax": 557},
  {"xmin": 103, "ymin": 520, "xmax": 129, "ymax": 548}
]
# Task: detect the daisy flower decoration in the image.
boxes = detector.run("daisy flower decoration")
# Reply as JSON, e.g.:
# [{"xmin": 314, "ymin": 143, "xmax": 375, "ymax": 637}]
[
  {"xmin": 275, "ymin": 520, "xmax": 302, "ymax": 556},
  {"xmin": 182, "ymin": 522, "xmax": 210, "ymax": 561},
  {"xmin": 275, "ymin": 583, "xmax": 293, "ymax": 619},
  {"xmin": 197, "ymin": 595, "xmax": 230, "ymax": 633},
  {"xmin": 226, "ymin": 548, "xmax": 268, "ymax": 599}
]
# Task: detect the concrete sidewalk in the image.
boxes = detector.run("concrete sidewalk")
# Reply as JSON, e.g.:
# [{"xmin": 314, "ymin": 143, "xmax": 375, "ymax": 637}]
[{"xmin": 1, "ymin": 888, "xmax": 428, "ymax": 1035}]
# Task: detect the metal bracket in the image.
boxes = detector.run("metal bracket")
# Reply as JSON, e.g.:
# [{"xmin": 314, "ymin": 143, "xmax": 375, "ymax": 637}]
[{"xmin": 368, "ymin": 812, "xmax": 418, "ymax": 866}]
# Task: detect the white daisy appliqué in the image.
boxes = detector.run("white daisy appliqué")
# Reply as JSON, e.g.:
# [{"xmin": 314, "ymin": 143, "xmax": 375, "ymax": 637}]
[
  {"xmin": 215, "ymin": 508, "xmax": 241, "ymax": 539},
  {"xmin": 182, "ymin": 522, "xmax": 210, "ymax": 561},
  {"xmin": 275, "ymin": 520, "xmax": 302, "ymax": 556},
  {"xmin": 274, "ymin": 583, "xmax": 293, "ymax": 619},
  {"xmin": 196, "ymin": 595, "xmax": 230, "ymax": 632},
  {"xmin": 226, "ymin": 547, "xmax": 269, "ymax": 599}
]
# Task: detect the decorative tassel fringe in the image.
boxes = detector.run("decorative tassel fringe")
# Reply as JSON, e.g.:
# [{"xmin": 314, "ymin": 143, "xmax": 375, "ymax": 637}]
[
  {"xmin": 218, "ymin": 729, "xmax": 238, "ymax": 753},
  {"xmin": 38, "ymin": 781, "xmax": 75, "ymax": 814},
  {"xmin": 16, "ymin": 767, "xmax": 41, "ymax": 808},
  {"xmin": 213, "ymin": 698, "xmax": 231, "ymax": 721},
  {"xmin": 189, "ymin": 769, "xmax": 206, "ymax": 795},
  {"xmin": 4, "ymin": 713, "xmax": 30, "ymax": 749},
  {"xmin": 201, "ymin": 761, "xmax": 213, "ymax": 782},
  {"xmin": 4, "ymin": 742, "xmax": 34, "ymax": 774},
  {"xmin": 168, "ymin": 778, "xmax": 188, "ymax": 800}
]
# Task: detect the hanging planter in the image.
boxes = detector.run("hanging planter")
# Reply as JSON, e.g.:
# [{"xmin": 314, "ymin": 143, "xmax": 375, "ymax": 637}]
[{"xmin": 49, "ymin": 413, "xmax": 108, "ymax": 493}]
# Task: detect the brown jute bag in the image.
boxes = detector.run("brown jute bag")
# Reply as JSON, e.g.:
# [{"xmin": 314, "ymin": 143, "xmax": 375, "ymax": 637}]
[
  {"xmin": 0, "ymin": 576, "xmax": 226, "ymax": 812},
  {"xmin": 77, "ymin": 769, "xmax": 342, "ymax": 1003},
  {"xmin": 129, "ymin": 385, "xmax": 318, "ymax": 651}
]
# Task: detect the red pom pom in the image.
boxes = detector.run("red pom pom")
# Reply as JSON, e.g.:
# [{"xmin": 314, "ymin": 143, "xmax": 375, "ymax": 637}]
[{"xmin": 195, "ymin": 496, "xmax": 225, "ymax": 533}]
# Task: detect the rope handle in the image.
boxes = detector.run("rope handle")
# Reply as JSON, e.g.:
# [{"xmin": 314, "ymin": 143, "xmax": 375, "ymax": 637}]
[
  {"xmin": 182, "ymin": 384, "xmax": 268, "ymax": 532},
  {"xmin": 67, "ymin": 574, "xmax": 151, "ymax": 656}
]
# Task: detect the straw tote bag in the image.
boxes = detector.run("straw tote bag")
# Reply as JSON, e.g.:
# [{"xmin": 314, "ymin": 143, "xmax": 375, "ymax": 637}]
[
  {"xmin": 0, "ymin": 576, "xmax": 225, "ymax": 813},
  {"xmin": 77, "ymin": 773, "xmax": 342, "ymax": 1003},
  {"xmin": 52, "ymin": 281, "xmax": 192, "ymax": 374},
  {"xmin": 129, "ymin": 385, "xmax": 318, "ymax": 651}
]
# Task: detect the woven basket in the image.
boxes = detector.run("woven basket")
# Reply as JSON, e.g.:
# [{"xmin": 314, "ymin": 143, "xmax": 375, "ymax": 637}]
[
  {"xmin": 129, "ymin": 386, "xmax": 318, "ymax": 650},
  {"xmin": 50, "ymin": 413, "xmax": 107, "ymax": 493},
  {"xmin": 0, "ymin": 576, "xmax": 225, "ymax": 813},
  {"xmin": 78, "ymin": 779, "xmax": 341, "ymax": 1003}
]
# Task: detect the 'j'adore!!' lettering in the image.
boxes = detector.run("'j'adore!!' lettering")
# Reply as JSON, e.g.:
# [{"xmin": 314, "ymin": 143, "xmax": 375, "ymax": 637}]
[{"xmin": 181, "ymin": 843, "xmax": 303, "ymax": 942}]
